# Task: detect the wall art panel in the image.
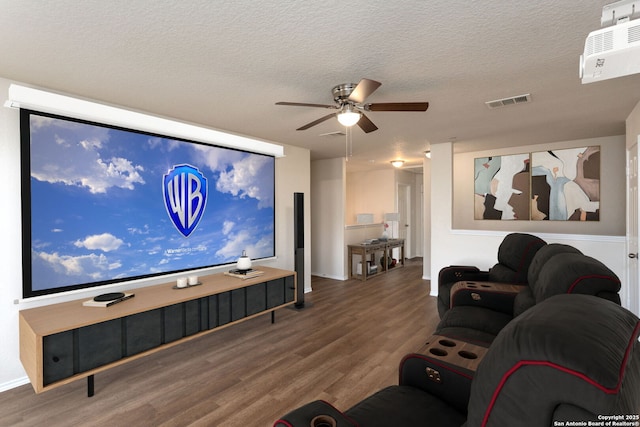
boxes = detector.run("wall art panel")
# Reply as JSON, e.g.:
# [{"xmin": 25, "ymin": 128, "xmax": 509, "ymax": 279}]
[
  {"xmin": 474, "ymin": 153, "xmax": 530, "ymax": 220},
  {"xmin": 531, "ymin": 146, "xmax": 600, "ymax": 221}
]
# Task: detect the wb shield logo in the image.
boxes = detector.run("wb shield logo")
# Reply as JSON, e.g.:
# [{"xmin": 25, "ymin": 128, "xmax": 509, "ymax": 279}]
[{"xmin": 163, "ymin": 164, "xmax": 208, "ymax": 237}]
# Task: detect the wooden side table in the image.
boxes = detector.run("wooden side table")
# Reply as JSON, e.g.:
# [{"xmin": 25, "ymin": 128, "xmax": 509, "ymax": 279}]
[{"xmin": 348, "ymin": 239, "xmax": 405, "ymax": 281}]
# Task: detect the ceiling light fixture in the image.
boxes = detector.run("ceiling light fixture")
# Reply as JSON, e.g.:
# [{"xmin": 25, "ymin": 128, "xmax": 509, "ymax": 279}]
[
  {"xmin": 391, "ymin": 160, "xmax": 404, "ymax": 168},
  {"xmin": 424, "ymin": 151, "xmax": 431, "ymax": 159},
  {"xmin": 337, "ymin": 104, "xmax": 361, "ymax": 127}
]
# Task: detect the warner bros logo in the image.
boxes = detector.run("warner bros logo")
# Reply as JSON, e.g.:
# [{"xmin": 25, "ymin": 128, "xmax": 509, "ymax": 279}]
[{"xmin": 163, "ymin": 164, "xmax": 208, "ymax": 237}]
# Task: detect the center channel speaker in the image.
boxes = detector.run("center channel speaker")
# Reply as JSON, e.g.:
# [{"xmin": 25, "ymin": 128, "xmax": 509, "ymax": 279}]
[{"xmin": 294, "ymin": 192, "xmax": 305, "ymax": 308}]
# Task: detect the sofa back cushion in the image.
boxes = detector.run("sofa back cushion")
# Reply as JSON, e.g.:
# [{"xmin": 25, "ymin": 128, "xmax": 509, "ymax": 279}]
[
  {"xmin": 531, "ymin": 253, "xmax": 621, "ymax": 304},
  {"xmin": 526, "ymin": 243, "xmax": 582, "ymax": 285},
  {"xmin": 466, "ymin": 295, "xmax": 640, "ymax": 426},
  {"xmin": 488, "ymin": 233, "xmax": 546, "ymax": 283}
]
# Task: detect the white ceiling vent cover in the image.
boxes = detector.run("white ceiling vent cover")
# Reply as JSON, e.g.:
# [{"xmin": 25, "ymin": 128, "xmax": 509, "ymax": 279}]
[
  {"xmin": 485, "ymin": 94, "xmax": 532, "ymax": 109},
  {"xmin": 319, "ymin": 131, "xmax": 346, "ymax": 137}
]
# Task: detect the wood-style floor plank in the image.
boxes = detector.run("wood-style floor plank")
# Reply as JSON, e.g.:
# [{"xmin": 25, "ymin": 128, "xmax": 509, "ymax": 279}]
[{"xmin": 0, "ymin": 259, "xmax": 437, "ymax": 427}]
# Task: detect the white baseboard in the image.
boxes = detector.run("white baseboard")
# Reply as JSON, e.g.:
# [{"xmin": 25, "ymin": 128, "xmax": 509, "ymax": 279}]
[
  {"xmin": 310, "ymin": 272, "xmax": 347, "ymax": 281},
  {"xmin": 0, "ymin": 376, "xmax": 29, "ymax": 393}
]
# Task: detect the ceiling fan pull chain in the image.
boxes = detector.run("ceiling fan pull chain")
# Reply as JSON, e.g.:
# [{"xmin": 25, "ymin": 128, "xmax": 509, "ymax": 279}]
[
  {"xmin": 345, "ymin": 127, "xmax": 349, "ymax": 161},
  {"xmin": 349, "ymin": 127, "xmax": 353, "ymax": 158},
  {"xmin": 345, "ymin": 126, "xmax": 353, "ymax": 160}
]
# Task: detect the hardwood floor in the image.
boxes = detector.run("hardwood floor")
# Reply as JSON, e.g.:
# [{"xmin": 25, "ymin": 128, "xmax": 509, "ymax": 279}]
[{"xmin": 0, "ymin": 259, "xmax": 438, "ymax": 427}]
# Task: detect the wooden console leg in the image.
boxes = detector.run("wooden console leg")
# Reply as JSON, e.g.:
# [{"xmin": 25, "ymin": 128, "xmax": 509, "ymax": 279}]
[{"xmin": 87, "ymin": 375, "xmax": 94, "ymax": 397}]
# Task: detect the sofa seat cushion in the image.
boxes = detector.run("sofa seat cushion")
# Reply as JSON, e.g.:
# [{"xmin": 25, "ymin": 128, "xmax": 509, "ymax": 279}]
[
  {"xmin": 436, "ymin": 306, "xmax": 513, "ymax": 338},
  {"xmin": 434, "ymin": 326, "xmax": 497, "ymax": 346},
  {"xmin": 345, "ymin": 385, "xmax": 466, "ymax": 427}
]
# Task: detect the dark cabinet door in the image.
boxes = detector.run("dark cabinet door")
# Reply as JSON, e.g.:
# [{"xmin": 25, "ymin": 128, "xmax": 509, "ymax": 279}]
[
  {"xmin": 164, "ymin": 303, "xmax": 184, "ymax": 343},
  {"xmin": 218, "ymin": 291, "xmax": 231, "ymax": 325},
  {"xmin": 246, "ymin": 283, "xmax": 266, "ymax": 316},
  {"xmin": 285, "ymin": 275, "xmax": 295, "ymax": 302},
  {"xmin": 231, "ymin": 288, "xmax": 245, "ymax": 321},
  {"xmin": 184, "ymin": 299, "xmax": 201, "ymax": 336},
  {"xmin": 126, "ymin": 309, "xmax": 162, "ymax": 356},
  {"xmin": 77, "ymin": 319, "xmax": 122, "ymax": 372},
  {"xmin": 267, "ymin": 278, "xmax": 285, "ymax": 309},
  {"xmin": 43, "ymin": 330, "xmax": 74, "ymax": 386}
]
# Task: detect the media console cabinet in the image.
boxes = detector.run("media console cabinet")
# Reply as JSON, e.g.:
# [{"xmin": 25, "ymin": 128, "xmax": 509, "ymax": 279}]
[{"xmin": 19, "ymin": 266, "xmax": 296, "ymax": 396}]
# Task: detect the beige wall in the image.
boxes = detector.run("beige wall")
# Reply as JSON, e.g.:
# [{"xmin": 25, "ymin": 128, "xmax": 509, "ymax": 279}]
[
  {"xmin": 346, "ymin": 169, "xmax": 395, "ymax": 225},
  {"xmin": 311, "ymin": 158, "xmax": 346, "ymax": 280},
  {"xmin": 627, "ymin": 100, "xmax": 640, "ymax": 149},
  {"xmin": 452, "ymin": 135, "xmax": 626, "ymax": 236}
]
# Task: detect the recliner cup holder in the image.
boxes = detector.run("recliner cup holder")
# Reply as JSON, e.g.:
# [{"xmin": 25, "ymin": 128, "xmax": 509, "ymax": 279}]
[
  {"xmin": 429, "ymin": 348, "xmax": 448, "ymax": 357},
  {"xmin": 438, "ymin": 339, "xmax": 457, "ymax": 347},
  {"xmin": 310, "ymin": 415, "xmax": 337, "ymax": 427},
  {"xmin": 458, "ymin": 350, "xmax": 478, "ymax": 359}
]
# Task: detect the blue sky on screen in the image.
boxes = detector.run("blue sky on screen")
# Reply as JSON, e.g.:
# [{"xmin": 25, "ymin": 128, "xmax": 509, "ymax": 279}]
[{"xmin": 28, "ymin": 114, "xmax": 275, "ymax": 291}]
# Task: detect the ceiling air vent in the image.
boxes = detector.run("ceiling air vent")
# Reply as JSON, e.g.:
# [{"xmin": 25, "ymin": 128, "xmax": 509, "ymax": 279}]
[
  {"xmin": 485, "ymin": 93, "xmax": 532, "ymax": 109},
  {"xmin": 319, "ymin": 131, "xmax": 346, "ymax": 137}
]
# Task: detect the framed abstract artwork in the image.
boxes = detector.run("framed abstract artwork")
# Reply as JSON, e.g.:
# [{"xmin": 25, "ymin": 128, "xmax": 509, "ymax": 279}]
[
  {"xmin": 474, "ymin": 153, "xmax": 530, "ymax": 220},
  {"xmin": 531, "ymin": 146, "xmax": 600, "ymax": 221},
  {"xmin": 474, "ymin": 146, "xmax": 600, "ymax": 221}
]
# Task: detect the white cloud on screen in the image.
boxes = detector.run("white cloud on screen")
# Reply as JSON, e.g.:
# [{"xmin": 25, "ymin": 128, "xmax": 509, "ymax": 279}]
[
  {"xmin": 193, "ymin": 145, "xmax": 273, "ymax": 208},
  {"xmin": 215, "ymin": 228, "xmax": 273, "ymax": 260},
  {"xmin": 222, "ymin": 220, "xmax": 235, "ymax": 235},
  {"xmin": 74, "ymin": 233, "xmax": 124, "ymax": 252},
  {"xmin": 30, "ymin": 117, "xmax": 145, "ymax": 194},
  {"xmin": 36, "ymin": 251, "xmax": 121, "ymax": 278}
]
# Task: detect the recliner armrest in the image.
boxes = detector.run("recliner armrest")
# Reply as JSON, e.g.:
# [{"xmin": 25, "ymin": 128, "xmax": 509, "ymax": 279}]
[
  {"xmin": 274, "ymin": 400, "xmax": 358, "ymax": 427},
  {"xmin": 399, "ymin": 353, "xmax": 475, "ymax": 414},
  {"xmin": 438, "ymin": 266, "xmax": 492, "ymax": 318},
  {"xmin": 438, "ymin": 266, "xmax": 489, "ymax": 285},
  {"xmin": 449, "ymin": 281, "xmax": 526, "ymax": 314}
]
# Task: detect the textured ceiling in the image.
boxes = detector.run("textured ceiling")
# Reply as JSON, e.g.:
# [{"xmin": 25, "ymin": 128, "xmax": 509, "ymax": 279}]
[{"xmin": 1, "ymin": 1, "xmax": 639, "ymax": 171}]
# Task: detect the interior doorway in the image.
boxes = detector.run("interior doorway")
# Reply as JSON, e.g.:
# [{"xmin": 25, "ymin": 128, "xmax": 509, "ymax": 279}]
[
  {"xmin": 627, "ymin": 140, "xmax": 640, "ymax": 317},
  {"xmin": 397, "ymin": 183, "xmax": 411, "ymax": 259}
]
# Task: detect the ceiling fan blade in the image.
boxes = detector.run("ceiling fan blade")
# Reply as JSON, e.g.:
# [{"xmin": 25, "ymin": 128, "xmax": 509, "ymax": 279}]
[
  {"xmin": 296, "ymin": 112, "xmax": 337, "ymax": 130},
  {"xmin": 357, "ymin": 113, "xmax": 378, "ymax": 133},
  {"xmin": 366, "ymin": 102, "xmax": 429, "ymax": 111},
  {"xmin": 348, "ymin": 78, "xmax": 382, "ymax": 104},
  {"xmin": 276, "ymin": 101, "xmax": 337, "ymax": 109}
]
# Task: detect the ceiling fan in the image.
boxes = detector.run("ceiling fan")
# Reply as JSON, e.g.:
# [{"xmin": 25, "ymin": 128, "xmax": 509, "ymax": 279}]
[{"xmin": 275, "ymin": 78, "xmax": 429, "ymax": 133}]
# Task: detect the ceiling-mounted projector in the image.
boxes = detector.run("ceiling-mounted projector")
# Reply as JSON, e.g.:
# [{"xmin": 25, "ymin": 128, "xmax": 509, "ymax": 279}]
[{"xmin": 580, "ymin": 0, "xmax": 640, "ymax": 84}]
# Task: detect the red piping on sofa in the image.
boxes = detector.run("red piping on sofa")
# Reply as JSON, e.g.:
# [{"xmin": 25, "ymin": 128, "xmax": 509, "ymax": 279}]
[
  {"xmin": 566, "ymin": 274, "xmax": 621, "ymax": 294},
  {"xmin": 480, "ymin": 321, "xmax": 640, "ymax": 427},
  {"xmin": 515, "ymin": 240, "xmax": 544, "ymax": 276}
]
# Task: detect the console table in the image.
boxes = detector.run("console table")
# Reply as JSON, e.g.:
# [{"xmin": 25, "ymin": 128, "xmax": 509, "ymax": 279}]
[
  {"xmin": 347, "ymin": 239, "xmax": 405, "ymax": 281},
  {"xmin": 19, "ymin": 266, "xmax": 295, "ymax": 396}
]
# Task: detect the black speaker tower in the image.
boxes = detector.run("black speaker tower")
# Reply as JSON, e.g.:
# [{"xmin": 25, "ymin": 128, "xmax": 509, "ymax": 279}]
[{"xmin": 294, "ymin": 192, "xmax": 305, "ymax": 308}]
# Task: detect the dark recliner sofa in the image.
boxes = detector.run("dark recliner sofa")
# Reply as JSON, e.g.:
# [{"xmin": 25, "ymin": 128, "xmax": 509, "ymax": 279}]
[
  {"xmin": 437, "ymin": 233, "xmax": 547, "ymax": 317},
  {"xmin": 274, "ymin": 295, "xmax": 640, "ymax": 426},
  {"xmin": 435, "ymin": 242, "xmax": 622, "ymax": 345}
]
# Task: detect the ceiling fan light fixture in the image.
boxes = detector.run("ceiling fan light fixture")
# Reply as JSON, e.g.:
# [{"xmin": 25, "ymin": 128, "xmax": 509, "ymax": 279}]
[
  {"xmin": 337, "ymin": 105, "xmax": 361, "ymax": 127},
  {"xmin": 391, "ymin": 160, "xmax": 404, "ymax": 168}
]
